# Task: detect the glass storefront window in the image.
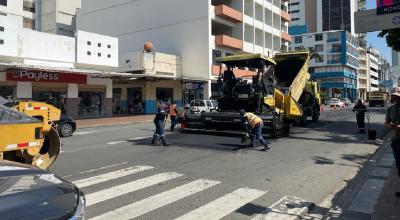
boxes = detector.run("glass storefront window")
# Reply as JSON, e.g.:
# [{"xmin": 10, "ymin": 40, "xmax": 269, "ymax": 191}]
[
  {"xmin": 78, "ymin": 91, "xmax": 106, "ymax": 117},
  {"xmin": 0, "ymin": 86, "xmax": 16, "ymax": 99},
  {"xmin": 127, "ymin": 87, "xmax": 143, "ymax": 114}
]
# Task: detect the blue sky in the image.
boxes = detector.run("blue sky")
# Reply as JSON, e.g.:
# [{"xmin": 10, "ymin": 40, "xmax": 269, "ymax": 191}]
[{"xmin": 366, "ymin": 1, "xmax": 392, "ymax": 64}]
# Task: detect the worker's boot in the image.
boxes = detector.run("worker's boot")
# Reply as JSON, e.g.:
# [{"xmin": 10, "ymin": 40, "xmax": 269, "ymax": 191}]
[
  {"xmin": 160, "ymin": 136, "xmax": 169, "ymax": 146},
  {"xmin": 260, "ymin": 144, "xmax": 270, "ymax": 151},
  {"xmin": 151, "ymin": 134, "xmax": 160, "ymax": 145}
]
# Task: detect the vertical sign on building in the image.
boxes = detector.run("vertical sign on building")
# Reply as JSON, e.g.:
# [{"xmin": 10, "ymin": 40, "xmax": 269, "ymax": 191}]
[{"xmin": 377, "ymin": 0, "xmax": 400, "ymax": 14}]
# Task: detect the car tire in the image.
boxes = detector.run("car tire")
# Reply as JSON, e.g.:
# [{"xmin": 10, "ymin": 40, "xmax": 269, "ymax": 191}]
[{"xmin": 59, "ymin": 123, "xmax": 74, "ymax": 137}]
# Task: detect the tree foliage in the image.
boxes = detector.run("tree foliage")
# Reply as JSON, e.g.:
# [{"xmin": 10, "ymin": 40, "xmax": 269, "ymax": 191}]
[{"xmin": 378, "ymin": 28, "xmax": 400, "ymax": 51}]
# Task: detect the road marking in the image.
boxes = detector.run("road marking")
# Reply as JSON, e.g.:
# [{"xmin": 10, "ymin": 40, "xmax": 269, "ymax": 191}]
[
  {"xmin": 106, "ymin": 136, "xmax": 152, "ymax": 145},
  {"xmin": 106, "ymin": 140, "xmax": 128, "ymax": 145},
  {"xmin": 89, "ymin": 179, "xmax": 221, "ymax": 220},
  {"xmin": 175, "ymin": 188, "xmax": 266, "ymax": 220},
  {"xmin": 79, "ymin": 162, "xmax": 128, "ymax": 174},
  {"xmin": 86, "ymin": 172, "xmax": 183, "ymax": 206},
  {"xmin": 73, "ymin": 165, "xmax": 153, "ymax": 188},
  {"xmin": 252, "ymin": 196, "xmax": 312, "ymax": 220},
  {"xmin": 74, "ymin": 131, "xmax": 99, "ymax": 135}
]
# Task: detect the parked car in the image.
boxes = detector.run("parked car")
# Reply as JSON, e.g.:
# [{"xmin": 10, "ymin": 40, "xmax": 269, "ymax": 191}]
[
  {"xmin": 55, "ymin": 114, "xmax": 77, "ymax": 137},
  {"xmin": 329, "ymin": 98, "xmax": 345, "ymax": 107},
  {"xmin": 0, "ymin": 161, "xmax": 86, "ymax": 219},
  {"xmin": 189, "ymin": 100, "xmax": 218, "ymax": 113},
  {"xmin": 340, "ymin": 98, "xmax": 352, "ymax": 106}
]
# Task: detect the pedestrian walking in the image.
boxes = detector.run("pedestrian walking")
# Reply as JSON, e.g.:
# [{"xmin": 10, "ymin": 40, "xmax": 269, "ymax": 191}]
[
  {"xmin": 169, "ymin": 101, "xmax": 178, "ymax": 131},
  {"xmin": 384, "ymin": 87, "xmax": 400, "ymax": 198},
  {"xmin": 151, "ymin": 103, "xmax": 169, "ymax": 146},
  {"xmin": 240, "ymin": 110, "xmax": 270, "ymax": 151},
  {"xmin": 352, "ymin": 99, "xmax": 367, "ymax": 134}
]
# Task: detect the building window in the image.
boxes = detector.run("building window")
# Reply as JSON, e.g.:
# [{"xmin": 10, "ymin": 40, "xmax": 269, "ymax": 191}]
[
  {"xmin": 315, "ymin": 55, "xmax": 324, "ymax": 63},
  {"xmin": 0, "ymin": 39, "xmax": 4, "ymax": 45},
  {"xmin": 87, "ymin": 41, "xmax": 91, "ymax": 45},
  {"xmin": 23, "ymin": 18, "xmax": 35, "ymax": 30},
  {"xmin": 0, "ymin": 0, "xmax": 7, "ymax": 6},
  {"xmin": 0, "ymin": 12, "xmax": 6, "ymax": 16},
  {"xmin": 291, "ymin": 10, "xmax": 300, "ymax": 14},
  {"xmin": 87, "ymin": 51, "xmax": 91, "ymax": 56},
  {"xmin": 0, "ymin": 26, "xmax": 4, "ymax": 32},
  {"xmin": 98, "ymin": 43, "xmax": 101, "ymax": 47},
  {"xmin": 107, "ymin": 45, "xmax": 111, "ymax": 49},
  {"xmin": 107, "ymin": 54, "xmax": 111, "ymax": 58},
  {"xmin": 23, "ymin": 0, "xmax": 35, "ymax": 13},
  {"xmin": 292, "ymin": 18, "xmax": 300, "ymax": 21},
  {"xmin": 315, "ymin": 34, "xmax": 323, "ymax": 41},
  {"xmin": 315, "ymin": 44, "xmax": 324, "ymax": 52},
  {"xmin": 294, "ymin": 36, "xmax": 302, "ymax": 43},
  {"xmin": 212, "ymin": 50, "xmax": 222, "ymax": 65},
  {"xmin": 294, "ymin": 46, "xmax": 303, "ymax": 51},
  {"xmin": 98, "ymin": 53, "xmax": 101, "ymax": 57},
  {"xmin": 290, "ymin": 2, "xmax": 299, "ymax": 6}
]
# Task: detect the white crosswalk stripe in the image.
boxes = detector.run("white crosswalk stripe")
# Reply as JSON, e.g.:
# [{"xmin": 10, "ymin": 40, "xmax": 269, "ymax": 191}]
[
  {"xmin": 73, "ymin": 165, "xmax": 153, "ymax": 188},
  {"xmin": 89, "ymin": 179, "xmax": 221, "ymax": 220},
  {"xmin": 175, "ymin": 188, "xmax": 267, "ymax": 220},
  {"xmin": 86, "ymin": 172, "xmax": 183, "ymax": 206}
]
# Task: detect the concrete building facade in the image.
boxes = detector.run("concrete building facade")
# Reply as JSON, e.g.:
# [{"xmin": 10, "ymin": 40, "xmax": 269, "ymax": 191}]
[
  {"xmin": 0, "ymin": 0, "xmax": 119, "ymax": 119},
  {"xmin": 290, "ymin": 30, "xmax": 359, "ymax": 101},
  {"xmin": 76, "ymin": 0, "xmax": 292, "ymax": 109},
  {"xmin": 367, "ymin": 48, "xmax": 380, "ymax": 92},
  {"xmin": 358, "ymin": 47, "xmax": 368, "ymax": 99}
]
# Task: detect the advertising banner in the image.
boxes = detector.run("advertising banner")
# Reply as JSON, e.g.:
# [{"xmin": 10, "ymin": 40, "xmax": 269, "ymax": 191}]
[{"xmin": 377, "ymin": 0, "xmax": 400, "ymax": 14}]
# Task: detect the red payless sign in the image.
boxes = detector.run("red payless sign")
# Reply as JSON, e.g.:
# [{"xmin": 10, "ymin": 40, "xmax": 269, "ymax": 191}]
[{"xmin": 7, "ymin": 69, "xmax": 87, "ymax": 84}]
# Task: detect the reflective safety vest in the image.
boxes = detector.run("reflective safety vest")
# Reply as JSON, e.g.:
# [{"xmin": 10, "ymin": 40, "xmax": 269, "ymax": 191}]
[
  {"xmin": 169, "ymin": 104, "xmax": 177, "ymax": 116},
  {"xmin": 244, "ymin": 113, "xmax": 263, "ymax": 128}
]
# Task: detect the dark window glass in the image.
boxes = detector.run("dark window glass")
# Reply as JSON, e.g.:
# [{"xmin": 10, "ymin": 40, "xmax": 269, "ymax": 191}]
[
  {"xmin": 0, "ymin": 26, "xmax": 4, "ymax": 32},
  {"xmin": 295, "ymin": 36, "xmax": 302, "ymax": 43},
  {"xmin": 23, "ymin": 18, "xmax": 35, "ymax": 29},
  {"xmin": 98, "ymin": 53, "xmax": 101, "ymax": 57},
  {"xmin": 0, "ymin": 0, "xmax": 7, "ymax": 6},
  {"xmin": 292, "ymin": 18, "xmax": 300, "ymax": 21},
  {"xmin": 322, "ymin": 0, "xmax": 330, "ymax": 31},
  {"xmin": 87, "ymin": 41, "xmax": 91, "ymax": 45},
  {"xmin": 87, "ymin": 51, "xmax": 91, "ymax": 55},
  {"xmin": 0, "ymin": 39, "xmax": 4, "ymax": 45},
  {"xmin": 107, "ymin": 45, "xmax": 111, "ymax": 48},
  {"xmin": 23, "ymin": 1, "xmax": 35, "ymax": 13},
  {"xmin": 107, "ymin": 54, "xmax": 111, "ymax": 58},
  {"xmin": 290, "ymin": 2, "xmax": 299, "ymax": 6},
  {"xmin": 315, "ymin": 34, "xmax": 323, "ymax": 41},
  {"xmin": 291, "ymin": 10, "xmax": 299, "ymax": 13},
  {"xmin": 98, "ymin": 43, "xmax": 101, "ymax": 47}
]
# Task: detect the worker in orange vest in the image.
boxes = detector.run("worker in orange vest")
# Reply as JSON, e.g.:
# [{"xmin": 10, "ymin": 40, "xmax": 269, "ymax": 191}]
[
  {"xmin": 169, "ymin": 101, "xmax": 178, "ymax": 131},
  {"xmin": 240, "ymin": 110, "xmax": 270, "ymax": 151}
]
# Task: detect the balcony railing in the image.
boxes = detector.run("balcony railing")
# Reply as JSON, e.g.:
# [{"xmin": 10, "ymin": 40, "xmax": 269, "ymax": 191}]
[
  {"xmin": 280, "ymin": 10, "xmax": 291, "ymax": 22},
  {"xmin": 215, "ymin": 35, "xmax": 243, "ymax": 50},
  {"xmin": 281, "ymin": 31, "xmax": 292, "ymax": 42},
  {"xmin": 214, "ymin": 5, "xmax": 243, "ymax": 23}
]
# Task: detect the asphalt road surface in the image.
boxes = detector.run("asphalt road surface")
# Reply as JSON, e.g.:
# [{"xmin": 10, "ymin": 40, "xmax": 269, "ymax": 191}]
[{"xmin": 51, "ymin": 106, "xmax": 387, "ymax": 220}]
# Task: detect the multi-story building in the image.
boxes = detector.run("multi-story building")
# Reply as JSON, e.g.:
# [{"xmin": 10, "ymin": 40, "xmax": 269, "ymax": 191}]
[
  {"xmin": 358, "ymin": 47, "xmax": 368, "ymax": 99},
  {"xmin": 0, "ymin": 0, "xmax": 81, "ymax": 36},
  {"xmin": 366, "ymin": 48, "xmax": 380, "ymax": 92},
  {"xmin": 290, "ymin": 30, "xmax": 359, "ymax": 101},
  {"xmin": 392, "ymin": 50, "xmax": 400, "ymax": 88},
  {"xmin": 378, "ymin": 55, "xmax": 391, "ymax": 91},
  {"xmin": 77, "ymin": 0, "xmax": 292, "ymax": 113},
  {"xmin": 288, "ymin": 0, "xmax": 358, "ymax": 35},
  {"xmin": 0, "ymin": 0, "xmax": 119, "ymax": 119}
]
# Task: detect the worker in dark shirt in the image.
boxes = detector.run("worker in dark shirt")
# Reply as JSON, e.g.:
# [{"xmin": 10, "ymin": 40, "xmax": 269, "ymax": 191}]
[
  {"xmin": 223, "ymin": 67, "xmax": 236, "ymax": 83},
  {"xmin": 352, "ymin": 99, "xmax": 367, "ymax": 134},
  {"xmin": 151, "ymin": 104, "xmax": 169, "ymax": 146}
]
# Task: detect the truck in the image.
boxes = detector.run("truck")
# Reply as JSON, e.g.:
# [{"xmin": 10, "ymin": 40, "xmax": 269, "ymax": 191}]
[
  {"xmin": 181, "ymin": 51, "xmax": 319, "ymax": 137},
  {"xmin": 0, "ymin": 100, "xmax": 61, "ymax": 169},
  {"xmin": 367, "ymin": 91, "xmax": 388, "ymax": 107}
]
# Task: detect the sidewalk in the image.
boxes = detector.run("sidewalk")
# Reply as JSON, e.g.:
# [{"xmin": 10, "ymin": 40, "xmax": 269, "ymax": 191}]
[
  {"xmin": 371, "ymin": 164, "xmax": 400, "ymax": 220},
  {"xmin": 75, "ymin": 115, "xmax": 154, "ymax": 128}
]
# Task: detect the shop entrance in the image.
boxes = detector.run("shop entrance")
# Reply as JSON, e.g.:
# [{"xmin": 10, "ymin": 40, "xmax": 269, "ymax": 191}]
[
  {"xmin": 0, "ymin": 85, "xmax": 16, "ymax": 99},
  {"xmin": 113, "ymin": 88, "xmax": 122, "ymax": 114},
  {"xmin": 78, "ymin": 91, "xmax": 106, "ymax": 117},
  {"xmin": 156, "ymin": 87, "xmax": 173, "ymax": 106},
  {"xmin": 127, "ymin": 87, "xmax": 143, "ymax": 114},
  {"xmin": 183, "ymin": 82, "xmax": 204, "ymax": 104}
]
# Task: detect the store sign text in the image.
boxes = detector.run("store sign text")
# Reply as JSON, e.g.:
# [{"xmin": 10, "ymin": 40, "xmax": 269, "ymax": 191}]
[{"xmin": 7, "ymin": 69, "xmax": 87, "ymax": 84}]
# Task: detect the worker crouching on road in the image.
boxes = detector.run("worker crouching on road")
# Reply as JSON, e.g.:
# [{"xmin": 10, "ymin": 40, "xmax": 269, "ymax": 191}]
[
  {"xmin": 240, "ymin": 110, "xmax": 270, "ymax": 151},
  {"xmin": 384, "ymin": 87, "xmax": 400, "ymax": 198},
  {"xmin": 169, "ymin": 101, "xmax": 178, "ymax": 132},
  {"xmin": 352, "ymin": 99, "xmax": 367, "ymax": 134},
  {"xmin": 151, "ymin": 104, "xmax": 169, "ymax": 146}
]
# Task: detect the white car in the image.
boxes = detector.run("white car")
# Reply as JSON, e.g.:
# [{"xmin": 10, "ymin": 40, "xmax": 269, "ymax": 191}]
[
  {"xmin": 190, "ymin": 100, "xmax": 218, "ymax": 113},
  {"xmin": 340, "ymin": 98, "xmax": 352, "ymax": 106},
  {"xmin": 329, "ymin": 98, "xmax": 345, "ymax": 108}
]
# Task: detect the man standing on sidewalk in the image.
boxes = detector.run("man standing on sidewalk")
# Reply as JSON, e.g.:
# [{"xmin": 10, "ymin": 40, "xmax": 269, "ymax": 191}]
[{"xmin": 384, "ymin": 87, "xmax": 400, "ymax": 197}]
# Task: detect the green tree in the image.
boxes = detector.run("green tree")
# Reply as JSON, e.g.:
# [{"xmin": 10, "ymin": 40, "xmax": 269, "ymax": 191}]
[{"xmin": 378, "ymin": 28, "xmax": 400, "ymax": 51}]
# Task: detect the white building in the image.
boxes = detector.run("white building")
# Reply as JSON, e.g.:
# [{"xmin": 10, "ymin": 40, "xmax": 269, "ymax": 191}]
[
  {"xmin": 392, "ymin": 50, "xmax": 400, "ymax": 88},
  {"xmin": 358, "ymin": 47, "xmax": 367, "ymax": 99},
  {"xmin": 290, "ymin": 30, "xmax": 359, "ymax": 101},
  {"xmin": 0, "ymin": 1, "xmax": 119, "ymax": 119},
  {"xmin": 367, "ymin": 48, "xmax": 380, "ymax": 92},
  {"xmin": 288, "ymin": 0, "xmax": 358, "ymax": 35},
  {"xmin": 76, "ymin": 0, "xmax": 292, "ymax": 109}
]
